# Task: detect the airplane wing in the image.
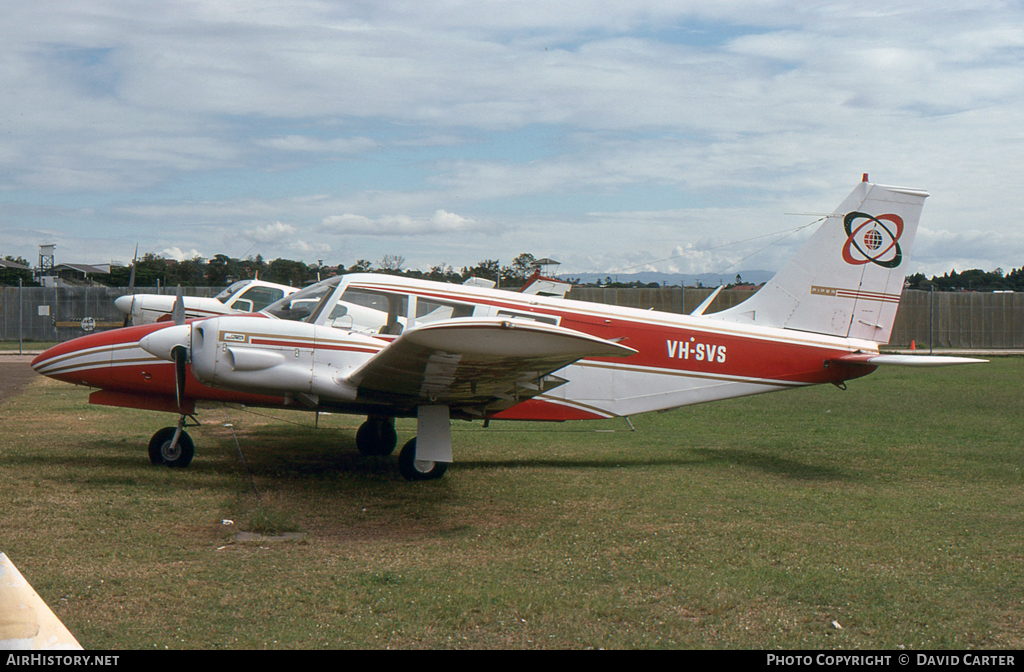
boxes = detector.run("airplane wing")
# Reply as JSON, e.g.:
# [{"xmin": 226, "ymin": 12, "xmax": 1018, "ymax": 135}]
[{"xmin": 348, "ymin": 317, "xmax": 636, "ymax": 410}]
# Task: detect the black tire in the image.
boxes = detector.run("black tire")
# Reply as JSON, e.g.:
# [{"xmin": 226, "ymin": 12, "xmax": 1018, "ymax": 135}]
[
  {"xmin": 398, "ymin": 438, "xmax": 448, "ymax": 481},
  {"xmin": 147, "ymin": 427, "xmax": 195, "ymax": 468},
  {"xmin": 356, "ymin": 417, "xmax": 398, "ymax": 457}
]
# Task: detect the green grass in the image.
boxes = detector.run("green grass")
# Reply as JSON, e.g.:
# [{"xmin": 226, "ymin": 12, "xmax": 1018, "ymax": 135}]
[
  {"xmin": 0, "ymin": 340, "xmax": 57, "ymax": 351},
  {"xmin": 1, "ymin": 358, "xmax": 1022, "ymax": 649}
]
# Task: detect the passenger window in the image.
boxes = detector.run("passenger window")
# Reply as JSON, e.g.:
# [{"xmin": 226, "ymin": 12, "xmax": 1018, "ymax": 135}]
[
  {"xmin": 337, "ymin": 288, "xmax": 408, "ymax": 335},
  {"xmin": 414, "ymin": 298, "xmax": 476, "ymax": 325}
]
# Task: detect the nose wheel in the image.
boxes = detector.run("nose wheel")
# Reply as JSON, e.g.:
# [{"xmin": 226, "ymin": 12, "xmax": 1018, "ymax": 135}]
[{"xmin": 148, "ymin": 417, "xmax": 196, "ymax": 468}]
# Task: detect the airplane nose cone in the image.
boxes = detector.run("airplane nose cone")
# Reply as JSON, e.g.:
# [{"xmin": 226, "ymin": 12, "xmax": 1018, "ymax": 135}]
[
  {"xmin": 114, "ymin": 295, "xmax": 133, "ymax": 315},
  {"xmin": 139, "ymin": 324, "xmax": 191, "ymax": 361}
]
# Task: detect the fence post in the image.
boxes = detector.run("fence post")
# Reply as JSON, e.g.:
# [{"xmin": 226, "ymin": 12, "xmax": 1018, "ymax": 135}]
[
  {"xmin": 18, "ymin": 278, "xmax": 23, "ymax": 355},
  {"xmin": 929, "ymin": 285, "xmax": 934, "ymax": 354}
]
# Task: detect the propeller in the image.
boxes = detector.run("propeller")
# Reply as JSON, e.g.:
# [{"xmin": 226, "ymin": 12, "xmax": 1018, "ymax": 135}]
[
  {"xmin": 122, "ymin": 244, "xmax": 138, "ymax": 327},
  {"xmin": 136, "ymin": 288, "xmax": 191, "ymax": 411},
  {"xmin": 172, "ymin": 284, "xmax": 185, "ymax": 326},
  {"xmin": 171, "ymin": 286, "xmax": 187, "ymax": 408},
  {"xmin": 172, "ymin": 345, "xmax": 188, "ymax": 410}
]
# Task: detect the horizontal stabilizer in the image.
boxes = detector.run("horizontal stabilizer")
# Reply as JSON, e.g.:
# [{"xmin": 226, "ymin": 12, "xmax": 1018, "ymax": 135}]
[
  {"xmin": 834, "ymin": 353, "xmax": 988, "ymax": 367},
  {"xmin": 349, "ymin": 317, "xmax": 636, "ymax": 407},
  {"xmin": 690, "ymin": 286, "xmax": 723, "ymax": 316}
]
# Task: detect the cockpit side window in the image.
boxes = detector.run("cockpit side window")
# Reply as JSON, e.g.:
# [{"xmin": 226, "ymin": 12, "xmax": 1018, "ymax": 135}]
[
  {"xmin": 335, "ymin": 287, "xmax": 408, "ymax": 334},
  {"xmin": 263, "ymin": 278, "xmax": 340, "ymax": 321},
  {"xmin": 327, "ymin": 285, "xmax": 480, "ymax": 333}
]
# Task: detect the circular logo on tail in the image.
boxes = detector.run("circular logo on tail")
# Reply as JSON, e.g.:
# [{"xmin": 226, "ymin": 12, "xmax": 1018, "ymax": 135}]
[{"xmin": 842, "ymin": 212, "xmax": 904, "ymax": 268}]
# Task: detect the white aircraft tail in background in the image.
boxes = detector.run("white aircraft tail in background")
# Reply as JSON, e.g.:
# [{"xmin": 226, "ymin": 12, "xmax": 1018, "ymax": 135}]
[
  {"xmin": 0, "ymin": 553, "xmax": 82, "ymax": 650},
  {"xmin": 711, "ymin": 175, "xmax": 926, "ymax": 343}
]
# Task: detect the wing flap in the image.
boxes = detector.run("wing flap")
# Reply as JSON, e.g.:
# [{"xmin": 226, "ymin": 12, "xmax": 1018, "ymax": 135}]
[{"xmin": 348, "ymin": 317, "xmax": 636, "ymax": 405}]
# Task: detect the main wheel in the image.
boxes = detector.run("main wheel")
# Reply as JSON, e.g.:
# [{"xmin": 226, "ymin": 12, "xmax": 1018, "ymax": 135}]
[
  {"xmin": 356, "ymin": 417, "xmax": 398, "ymax": 457},
  {"xmin": 398, "ymin": 438, "xmax": 448, "ymax": 481},
  {"xmin": 148, "ymin": 427, "xmax": 195, "ymax": 468}
]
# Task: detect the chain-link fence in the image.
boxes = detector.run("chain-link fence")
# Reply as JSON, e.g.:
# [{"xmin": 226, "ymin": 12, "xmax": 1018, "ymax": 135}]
[
  {"xmin": 888, "ymin": 289, "xmax": 1024, "ymax": 349},
  {"xmin": 0, "ymin": 286, "xmax": 216, "ymax": 344},
  {"xmin": 567, "ymin": 286, "xmax": 764, "ymax": 315},
  {"xmin": 2, "ymin": 285, "xmax": 1020, "ymax": 349},
  {"xmin": 568, "ymin": 287, "xmax": 1024, "ymax": 349}
]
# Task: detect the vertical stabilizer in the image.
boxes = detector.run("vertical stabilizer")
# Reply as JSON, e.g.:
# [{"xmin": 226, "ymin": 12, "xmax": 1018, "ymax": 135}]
[{"xmin": 710, "ymin": 178, "xmax": 927, "ymax": 343}]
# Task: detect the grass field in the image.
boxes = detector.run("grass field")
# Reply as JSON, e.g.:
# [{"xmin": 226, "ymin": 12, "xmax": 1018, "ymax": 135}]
[
  {"xmin": 0, "ymin": 340, "xmax": 56, "ymax": 351},
  {"xmin": 1, "ymin": 358, "xmax": 1022, "ymax": 649}
]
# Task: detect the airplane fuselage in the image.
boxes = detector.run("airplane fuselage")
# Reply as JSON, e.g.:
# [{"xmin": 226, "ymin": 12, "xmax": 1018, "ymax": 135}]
[{"xmin": 33, "ymin": 273, "xmax": 877, "ymax": 422}]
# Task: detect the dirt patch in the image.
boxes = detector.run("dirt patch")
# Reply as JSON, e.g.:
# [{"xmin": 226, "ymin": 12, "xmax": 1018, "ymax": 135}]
[{"xmin": 0, "ymin": 360, "xmax": 37, "ymax": 403}]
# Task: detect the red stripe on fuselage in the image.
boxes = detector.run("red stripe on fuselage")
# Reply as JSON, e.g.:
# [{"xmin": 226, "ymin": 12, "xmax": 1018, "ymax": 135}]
[
  {"xmin": 351, "ymin": 280, "xmax": 866, "ymax": 385},
  {"xmin": 32, "ymin": 322, "xmax": 286, "ymax": 408}
]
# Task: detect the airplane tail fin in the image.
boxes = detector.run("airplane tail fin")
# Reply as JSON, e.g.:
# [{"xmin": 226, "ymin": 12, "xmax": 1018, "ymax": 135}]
[{"xmin": 709, "ymin": 176, "xmax": 928, "ymax": 343}]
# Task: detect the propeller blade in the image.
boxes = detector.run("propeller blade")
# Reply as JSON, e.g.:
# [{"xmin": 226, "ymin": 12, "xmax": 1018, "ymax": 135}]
[
  {"xmin": 124, "ymin": 244, "xmax": 139, "ymax": 327},
  {"xmin": 173, "ymin": 346, "xmax": 188, "ymax": 410},
  {"xmin": 172, "ymin": 285, "xmax": 185, "ymax": 326},
  {"xmin": 128, "ymin": 244, "xmax": 138, "ymax": 288}
]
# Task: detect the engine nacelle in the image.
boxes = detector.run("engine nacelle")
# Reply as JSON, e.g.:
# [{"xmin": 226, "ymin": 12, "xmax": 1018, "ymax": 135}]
[{"xmin": 188, "ymin": 316, "xmax": 383, "ymax": 401}]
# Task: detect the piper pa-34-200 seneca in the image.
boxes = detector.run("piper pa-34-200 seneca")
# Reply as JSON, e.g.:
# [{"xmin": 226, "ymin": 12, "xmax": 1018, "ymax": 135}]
[
  {"xmin": 114, "ymin": 278, "xmax": 299, "ymax": 326},
  {"xmin": 33, "ymin": 176, "xmax": 985, "ymax": 481}
]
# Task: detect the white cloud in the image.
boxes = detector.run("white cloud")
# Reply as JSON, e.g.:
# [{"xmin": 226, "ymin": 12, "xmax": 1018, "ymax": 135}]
[
  {"xmin": 430, "ymin": 209, "xmax": 475, "ymax": 231},
  {"xmin": 2, "ymin": 1, "xmax": 1024, "ymax": 277},
  {"xmin": 253, "ymin": 135, "xmax": 379, "ymax": 154},
  {"xmin": 162, "ymin": 246, "xmax": 203, "ymax": 262},
  {"xmin": 321, "ymin": 210, "xmax": 480, "ymax": 236},
  {"xmin": 246, "ymin": 221, "xmax": 298, "ymax": 243},
  {"xmin": 290, "ymin": 239, "xmax": 332, "ymax": 254}
]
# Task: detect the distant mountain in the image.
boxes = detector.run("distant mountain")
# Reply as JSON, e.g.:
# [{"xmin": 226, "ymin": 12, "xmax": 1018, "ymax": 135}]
[{"xmin": 559, "ymin": 270, "xmax": 774, "ymax": 287}]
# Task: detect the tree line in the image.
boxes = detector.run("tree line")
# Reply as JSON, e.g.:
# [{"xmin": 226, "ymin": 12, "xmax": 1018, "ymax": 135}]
[
  {"xmin": 1, "ymin": 252, "xmax": 546, "ymax": 288},
  {"xmin": 5, "ymin": 252, "xmax": 1024, "ymax": 292},
  {"xmin": 905, "ymin": 268, "xmax": 1024, "ymax": 292}
]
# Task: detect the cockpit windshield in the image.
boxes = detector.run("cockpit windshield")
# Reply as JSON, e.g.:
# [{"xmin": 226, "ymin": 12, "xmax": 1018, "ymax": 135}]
[
  {"xmin": 262, "ymin": 277, "xmax": 341, "ymax": 322},
  {"xmin": 214, "ymin": 280, "xmax": 251, "ymax": 303}
]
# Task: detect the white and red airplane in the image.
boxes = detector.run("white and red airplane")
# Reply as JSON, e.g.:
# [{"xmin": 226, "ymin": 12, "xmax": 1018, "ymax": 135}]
[
  {"xmin": 32, "ymin": 177, "xmax": 984, "ymax": 481},
  {"xmin": 115, "ymin": 278, "xmax": 299, "ymax": 325}
]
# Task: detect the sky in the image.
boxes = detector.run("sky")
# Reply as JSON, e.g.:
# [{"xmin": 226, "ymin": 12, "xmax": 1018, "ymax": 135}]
[{"xmin": 2, "ymin": 1, "xmax": 1023, "ymax": 279}]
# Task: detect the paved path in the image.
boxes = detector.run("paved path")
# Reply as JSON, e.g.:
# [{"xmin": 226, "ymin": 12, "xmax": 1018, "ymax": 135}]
[{"xmin": 0, "ymin": 358, "xmax": 37, "ymax": 403}]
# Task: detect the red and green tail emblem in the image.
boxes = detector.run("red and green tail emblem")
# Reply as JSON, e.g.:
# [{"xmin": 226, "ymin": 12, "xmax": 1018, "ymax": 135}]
[{"xmin": 842, "ymin": 212, "xmax": 904, "ymax": 268}]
